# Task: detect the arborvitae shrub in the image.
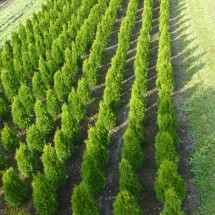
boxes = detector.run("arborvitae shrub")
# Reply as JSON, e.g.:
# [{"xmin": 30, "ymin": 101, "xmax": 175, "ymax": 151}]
[
  {"xmin": 113, "ymin": 191, "xmax": 142, "ymax": 215},
  {"xmin": 46, "ymin": 89, "xmax": 61, "ymax": 117},
  {"xmin": 12, "ymin": 97, "xmax": 31, "ymax": 129},
  {"xmin": 3, "ymin": 167, "xmax": 28, "ymax": 206},
  {"xmin": 39, "ymin": 56, "xmax": 52, "ymax": 87},
  {"xmin": 155, "ymin": 160, "xmax": 185, "ymax": 203},
  {"xmin": 41, "ymin": 144, "xmax": 66, "ymax": 189},
  {"xmin": 18, "ymin": 84, "xmax": 35, "ymax": 115},
  {"xmin": 54, "ymin": 70, "xmax": 70, "ymax": 101},
  {"xmin": 77, "ymin": 78, "xmax": 92, "ymax": 103},
  {"xmin": 1, "ymin": 123, "xmax": 19, "ymax": 152},
  {"xmin": 68, "ymin": 88, "xmax": 86, "ymax": 120},
  {"xmin": 32, "ymin": 172, "xmax": 58, "ymax": 215},
  {"xmin": 15, "ymin": 142, "xmax": 37, "ymax": 178},
  {"xmin": 2, "ymin": 40, "xmax": 13, "ymax": 71},
  {"xmin": 122, "ymin": 127, "xmax": 143, "ymax": 170},
  {"xmin": 161, "ymin": 188, "xmax": 185, "ymax": 215},
  {"xmin": 119, "ymin": 159, "xmax": 141, "ymax": 196},
  {"xmin": 71, "ymin": 182, "xmax": 98, "ymax": 215},
  {"xmin": 26, "ymin": 124, "xmax": 45, "ymax": 153},
  {"xmin": 34, "ymin": 99, "xmax": 55, "ymax": 136},
  {"xmin": 32, "ymin": 72, "xmax": 46, "ymax": 99},
  {"xmin": 155, "ymin": 131, "xmax": 179, "ymax": 167},
  {"xmin": 0, "ymin": 97, "xmax": 10, "ymax": 126},
  {"xmin": 28, "ymin": 43, "xmax": 38, "ymax": 69},
  {"xmin": 1, "ymin": 69, "xmax": 18, "ymax": 102},
  {"xmin": 54, "ymin": 129, "xmax": 72, "ymax": 162},
  {"xmin": 81, "ymin": 154, "xmax": 105, "ymax": 196},
  {"xmin": 61, "ymin": 104, "xmax": 81, "ymax": 144},
  {"xmin": 0, "ymin": 151, "xmax": 8, "ymax": 170}
]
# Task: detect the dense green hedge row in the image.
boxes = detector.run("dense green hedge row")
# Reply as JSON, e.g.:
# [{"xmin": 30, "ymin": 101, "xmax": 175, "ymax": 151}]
[
  {"xmin": 71, "ymin": 0, "xmax": 139, "ymax": 213},
  {"xmin": 113, "ymin": 0, "xmax": 154, "ymax": 214},
  {"xmin": 155, "ymin": 0, "xmax": 185, "ymax": 214}
]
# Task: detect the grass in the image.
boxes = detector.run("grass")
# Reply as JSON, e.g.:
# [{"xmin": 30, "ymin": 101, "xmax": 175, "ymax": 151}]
[
  {"xmin": 175, "ymin": 0, "xmax": 215, "ymax": 214},
  {"xmin": 0, "ymin": 0, "xmax": 45, "ymax": 45}
]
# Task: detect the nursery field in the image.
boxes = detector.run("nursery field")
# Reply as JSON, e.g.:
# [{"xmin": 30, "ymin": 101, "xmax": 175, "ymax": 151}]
[{"xmin": 0, "ymin": 0, "xmax": 214, "ymax": 214}]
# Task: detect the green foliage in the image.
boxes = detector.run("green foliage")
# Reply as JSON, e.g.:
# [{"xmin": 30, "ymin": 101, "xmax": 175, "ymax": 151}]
[
  {"xmin": 34, "ymin": 99, "xmax": 55, "ymax": 136},
  {"xmin": 0, "ymin": 97, "xmax": 10, "ymax": 126},
  {"xmin": 155, "ymin": 131, "xmax": 179, "ymax": 167},
  {"xmin": 1, "ymin": 123, "xmax": 19, "ymax": 152},
  {"xmin": 161, "ymin": 188, "xmax": 185, "ymax": 215},
  {"xmin": 113, "ymin": 191, "xmax": 142, "ymax": 215},
  {"xmin": 15, "ymin": 142, "xmax": 37, "ymax": 178},
  {"xmin": 81, "ymin": 154, "xmax": 105, "ymax": 196},
  {"xmin": 1, "ymin": 69, "xmax": 18, "ymax": 102},
  {"xmin": 18, "ymin": 84, "xmax": 35, "ymax": 115},
  {"xmin": 122, "ymin": 127, "xmax": 143, "ymax": 170},
  {"xmin": 61, "ymin": 104, "xmax": 81, "ymax": 144},
  {"xmin": 155, "ymin": 160, "xmax": 185, "ymax": 203},
  {"xmin": 46, "ymin": 89, "xmax": 61, "ymax": 117},
  {"xmin": 26, "ymin": 124, "xmax": 45, "ymax": 153},
  {"xmin": 0, "ymin": 151, "xmax": 8, "ymax": 170},
  {"xmin": 32, "ymin": 72, "xmax": 46, "ymax": 99},
  {"xmin": 76, "ymin": 78, "xmax": 92, "ymax": 103},
  {"xmin": 68, "ymin": 88, "xmax": 86, "ymax": 120},
  {"xmin": 32, "ymin": 172, "xmax": 58, "ymax": 215},
  {"xmin": 11, "ymin": 97, "xmax": 31, "ymax": 129},
  {"xmin": 54, "ymin": 129, "xmax": 72, "ymax": 162},
  {"xmin": 2, "ymin": 40, "xmax": 13, "ymax": 72},
  {"xmin": 3, "ymin": 167, "xmax": 28, "ymax": 206},
  {"xmin": 54, "ymin": 70, "xmax": 70, "ymax": 101},
  {"xmin": 41, "ymin": 144, "xmax": 66, "ymax": 189},
  {"xmin": 39, "ymin": 56, "xmax": 52, "ymax": 87},
  {"xmin": 119, "ymin": 159, "xmax": 141, "ymax": 196},
  {"xmin": 71, "ymin": 182, "xmax": 98, "ymax": 215}
]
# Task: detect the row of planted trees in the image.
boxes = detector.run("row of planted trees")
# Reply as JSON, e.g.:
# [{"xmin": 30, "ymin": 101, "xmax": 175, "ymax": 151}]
[
  {"xmin": 113, "ymin": 0, "xmax": 154, "ymax": 214},
  {"xmin": 71, "ymin": 0, "xmax": 140, "ymax": 214},
  {"xmin": 154, "ymin": 0, "xmax": 185, "ymax": 214},
  {"xmin": 0, "ymin": 0, "xmax": 115, "ymax": 214}
]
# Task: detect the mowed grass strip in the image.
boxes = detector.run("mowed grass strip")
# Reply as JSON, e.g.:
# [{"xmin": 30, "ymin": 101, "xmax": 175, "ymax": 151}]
[
  {"xmin": 175, "ymin": 0, "xmax": 215, "ymax": 214},
  {"xmin": 0, "ymin": 0, "xmax": 44, "ymax": 44}
]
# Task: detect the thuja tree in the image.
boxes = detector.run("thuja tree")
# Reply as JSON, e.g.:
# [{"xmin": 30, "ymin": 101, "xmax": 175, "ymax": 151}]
[
  {"xmin": 26, "ymin": 124, "xmax": 45, "ymax": 153},
  {"xmin": 1, "ymin": 40, "xmax": 13, "ymax": 72},
  {"xmin": 81, "ymin": 154, "xmax": 105, "ymax": 196},
  {"xmin": 34, "ymin": 99, "xmax": 55, "ymax": 136},
  {"xmin": 113, "ymin": 191, "xmax": 142, "ymax": 215},
  {"xmin": 161, "ymin": 188, "xmax": 185, "ymax": 215},
  {"xmin": 61, "ymin": 104, "xmax": 81, "ymax": 144},
  {"xmin": 32, "ymin": 72, "xmax": 46, "ymax": 99},
  {"xmin": 71, "ymin": 182, "xmax": 98, "ymax": 215},
  {"xmin": 46, "ymin": 89, "xmax": 61, "ymax": 117},
  {"xmin": 12, "ymin": 97, "xmax": 31, "ymax": 129},
  {"xmin": 119, "ymin": 159, "xmax": 141, "ymax": 196},
  {"xmin": 32, "ymin": 172, "xmax": 58, "ymax": 215},
  {"xmin": 54, "ymin": 129, "xmax": 72, "ymax": 162},
  {"xmin": 39, "ymin": 56, "xmax": 52, "ymax": 87},
  {"xmin": 1, "ymin": 123, "xmax": 19, "ymax": 152},
  {"xmin": 2, "ymin": 167, "xmax": 29, "ymax": 206},
  {"xmin": 155, "ymin": 160, "xmax": 185, "ymax": 203},
  {"xmin": 1, "ymin": 69, "xmax": 18, "ymax": 102},
  {"xmin": 41, "ymin": 144, "xmax": 66, "ymax": 189},
  {"xmin": 18, "ymin": 84, "xmax": 35, "ymax": 115},
  {"xmin": 15, "ymin": 142, "xmax": 37, "ymax": 178}
]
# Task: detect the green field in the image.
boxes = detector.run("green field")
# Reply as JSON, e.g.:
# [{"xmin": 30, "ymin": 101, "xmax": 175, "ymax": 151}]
[{"xmin": 0, "ymin": 0, "xmax": 45, "ymax": 44}]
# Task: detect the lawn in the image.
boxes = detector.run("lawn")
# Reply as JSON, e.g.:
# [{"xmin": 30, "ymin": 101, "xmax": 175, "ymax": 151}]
[{"xmin": 0, "ymin": 0, "xmax": 45, "ymax": 44}]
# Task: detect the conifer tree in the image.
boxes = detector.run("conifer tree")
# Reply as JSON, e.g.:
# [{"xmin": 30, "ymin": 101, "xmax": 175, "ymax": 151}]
[
  {"xmin": 32, "ymin": 172, "xmax": 58, "ymax": 215},
  {"xmin": 46, "ymin": 89, "xmax": 61, "ymax": 117},
  {"xmin": 32, "ymin": 72, "xmax": 46, "ymax": 99},
  {"xmin": 41, "ymin": 144, "xmax": 66, "ymax": 189},
  {"xmin": 0, "ymin": 151, "xmax": 8, "ymax": 170},
  {"xmin": 15, "ymin": 142, "xmax": 37, "ymax": 178},
  {"xmin": 1, "ymin": 123, "xmax": 19, "ymax": 152},
  {"xmin": 2, "ymin": 40, "xmax": 13, "ymax": 72},
  {"xmin": 26, "ymin": 124, "xmax": 45, "ymax": 153},
  {"xmin": 0, "ymin": 97, "xmax": 10, "ymax": 126},
  {"xmin": 18, "ymin": 84, "xmax": 35, "ymax": 115},
  {"xmin": 34, "ymin": 99, "xmax": 55, "ymax": 136},
  {"xmin": 3, "ymin": 167, "xmax": 28, "ymax": 206},
  {"xmin": 12, "ymin": 97, "xmax": 31, "ymax": 129},
  {"xmin": 72, "ymin": 182, "xmax": 98, "ymax": 215},
  {"xmin": 39, "ymin": 56, "xmax": 52, "ymax": 87}
]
